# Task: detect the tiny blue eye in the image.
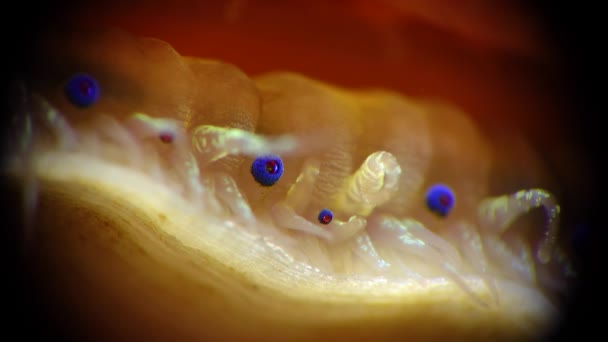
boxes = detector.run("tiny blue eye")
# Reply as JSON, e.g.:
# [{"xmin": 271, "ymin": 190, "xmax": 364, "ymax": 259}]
[
  {"xmin": 64, "ymin": 73, "xmax": 100, "ymax": 107},
  {"xmin": 426, "ymin": 183, "xmax": 455, "ymax": 217},
  {"xmin": 318, "ymin": 209, "xmax": 333, "ymax": 224},
  {"xmin": 251, "ymin": 155, "xmax": 284, "ymax": 186}
]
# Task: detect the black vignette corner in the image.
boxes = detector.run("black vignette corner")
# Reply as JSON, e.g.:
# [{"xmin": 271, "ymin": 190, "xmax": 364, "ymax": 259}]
[
  {"xmin": 1, "ymin": 1, "xmax": 84, "ymax": 341},
  {"xmin": 534, "ymin": 0, "xmax": 603, "ymax": 341}
]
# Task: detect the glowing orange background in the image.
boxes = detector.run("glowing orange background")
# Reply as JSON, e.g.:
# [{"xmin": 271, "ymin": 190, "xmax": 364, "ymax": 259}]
[
  {"xmin": 58, "ymin": 0, "xmax": 592, "ymax": 220},
  {"xmin": 63, "ymin": 1, "xmax": 556, "ymax": 125}
]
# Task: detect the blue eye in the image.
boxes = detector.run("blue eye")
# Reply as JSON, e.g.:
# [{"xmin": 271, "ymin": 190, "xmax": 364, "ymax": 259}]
[
  {"xmin": 251, "ymin": 155, "xmax": 284, "ymax": 186},
  {"xmin": 425, "ymin": 184, "xmax": 455, "ymax": 217},
  {"xmin": 64, "ymin": 73, "xmax": 100, "ymax": 108},
  {"xmin": 318, "ymin": 209, "xmax": 333, "ymax": 224}
]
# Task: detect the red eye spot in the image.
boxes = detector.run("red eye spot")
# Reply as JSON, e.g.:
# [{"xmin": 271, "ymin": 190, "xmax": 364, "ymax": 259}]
[
  {"xmin": 159, "ymin": 132, "xmax": 174, "ymax": 143},
  {"xmin": 265, "ymin": 160, "xmax": 280, "ymax": 174},
  {"xmin": 79, "ymin": 80, "xmax": 93, "ymax": 96},
  {"xmin": 439, "ymin": 194, "xmax": 451, "ymax": 207},
  {"xmin": 321, "ymin": 214, "xmax": 332, "ymax": 224}
]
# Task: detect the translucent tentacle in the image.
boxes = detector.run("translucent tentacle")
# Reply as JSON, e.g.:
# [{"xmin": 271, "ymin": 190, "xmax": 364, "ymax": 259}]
[
  {"xmin": 10, "ymin": 85, "xmax": 38, "ymax": 246},
  {"xmin": 11, "ymin": 86, "xmax": 77, "ymax": 248},
  {"xmin": 94, "ymin": 114, "xmax": 144, "ymax": 167},
  {"xmin": 478, "ymin": 189, "xmax": 560, "ymax": 264},
  {"xmin": 509, "ymin": 235, "xmax": 537, "ymax": 284},
  {"xmin": 353, "ymin": 233, "xmax": 392, "ymax": 270},
  {"xmin": 30, "ymin": 94, "xmax": 78, "ymax": 150},
  {"xmin": 270, "ymin": 202, "xmax": 332, "ymax": 240},
  {"xmin": 397, "ymin": 218, "xmax": 464, "ymax": 266},
  {"xmin": 298, "ymin": 235, "xmax": 334, "ymax": 273},
  {"xmin": 324, "ymin": 215, "xmax": 367, "ymax": 243},
  {"xmin": 183, "ymin": 152, "xmax": 204, "ymax": 197},
  {"xmin": 450, "ymin": 222, "xmax": 500, "ymax": 305},
  {"xmin": 383, "ymin": 249, "xmax": 426, "ymax": 283},
  {"xmin": 335, "ymin": 151, "xmax": 402, "ymax": 216},
  {"xmin": 207, "ymin": 173, "xmax": 254, "ymax": 222},
  {"xmin": 125, "ymin": 113, "xmax": 204, "ymax": 198},
  {"xmin": 368, "ymin": 215, "xmax": 488, "ymax": 307},
  {"xmin": 269, "ymin": 158, "xmax": 331, "ymax": 239},
  {"xmin": 126, "ymin": 113, "xmax": 184, "ymax": 142},
  {"xmin": 284, "ymin": 159, "xmax": 320, "ymax": 213},
  {"xmin": 536, "ymin": 244, "xmax": 577, "ymax": 293},
  {"xmin": 192, "ymin": 125, "xmax": 298, "ymax": 165},
  {"xmin": 483, "ymin": 235, "xmax": 537, "ymax": 285},
  {"xmin": 271, "ymin": 156, "xmax": 368, "ymax": 243}
]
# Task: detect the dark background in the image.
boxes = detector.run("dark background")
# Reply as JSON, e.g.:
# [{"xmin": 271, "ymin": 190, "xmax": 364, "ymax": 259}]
[{"xmin": 1, "ymin": 1, "xmax": 602, "ymax": 340}]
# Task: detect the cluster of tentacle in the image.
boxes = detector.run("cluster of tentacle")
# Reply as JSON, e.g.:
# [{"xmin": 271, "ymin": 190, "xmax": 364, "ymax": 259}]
[{"xmin": 12, "ymin": 71, "xmax": 573, "ymax": 308}]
